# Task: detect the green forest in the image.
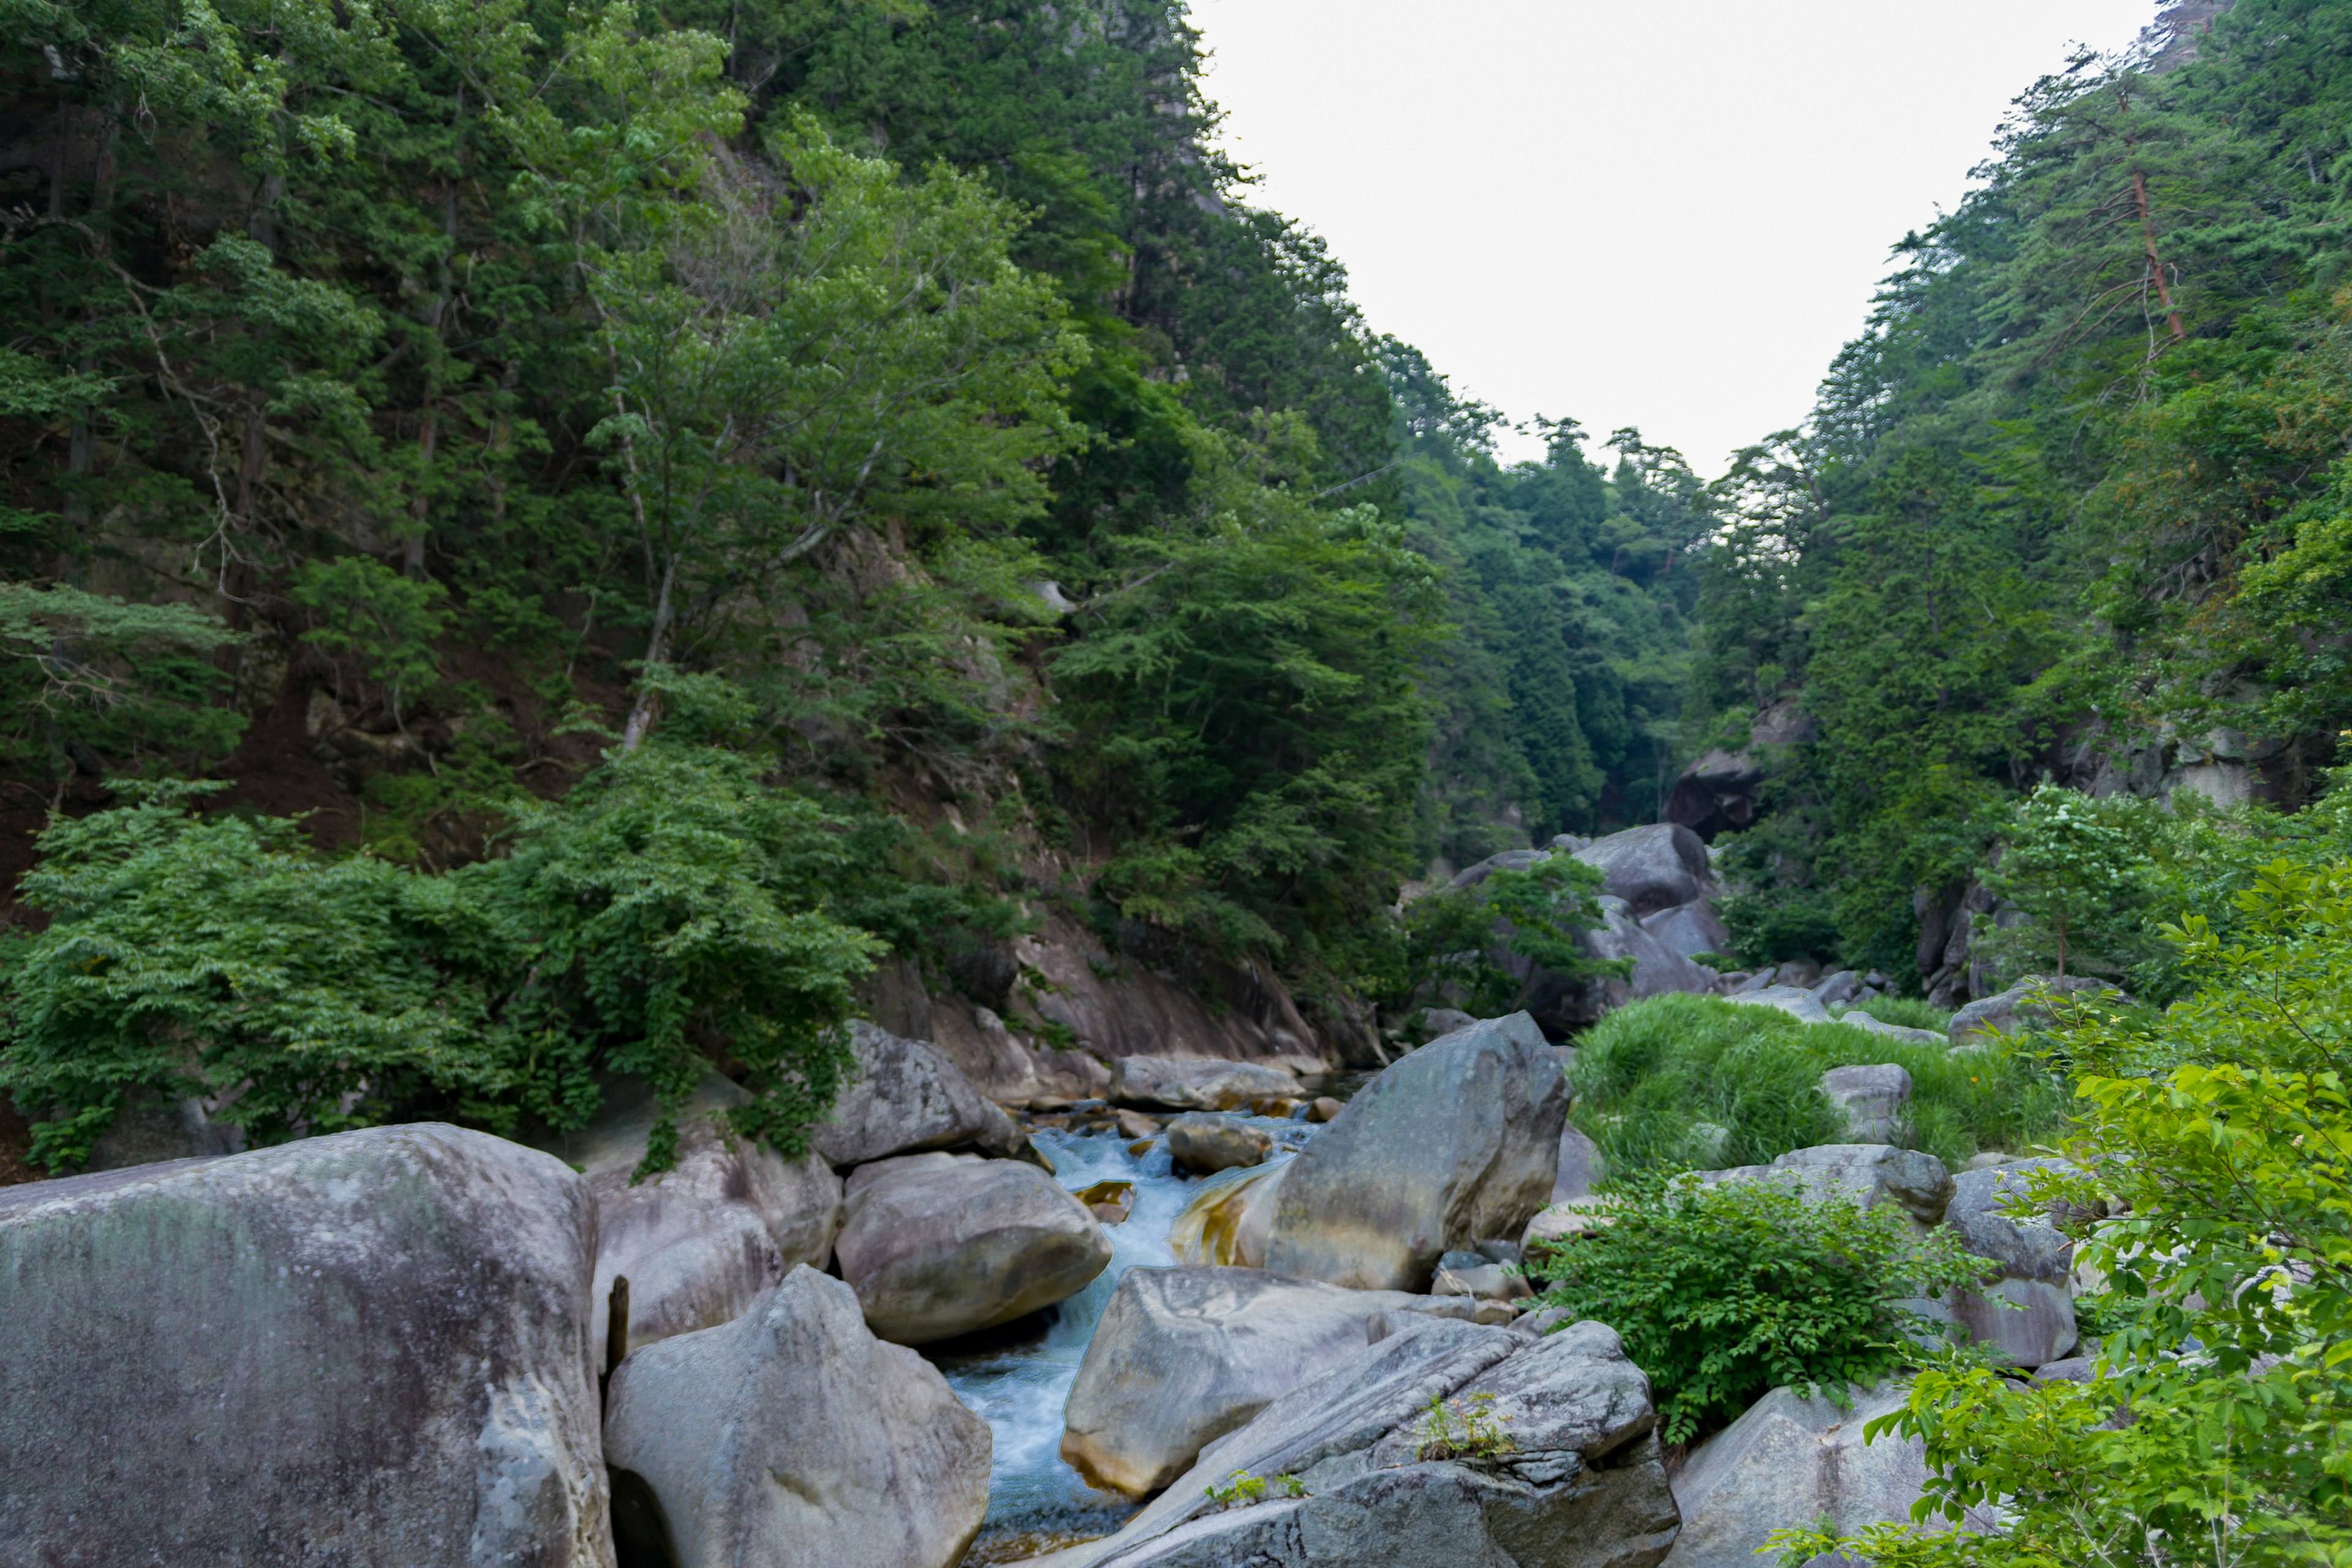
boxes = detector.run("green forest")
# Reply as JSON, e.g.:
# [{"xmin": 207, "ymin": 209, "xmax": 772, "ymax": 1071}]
[{"xmin": 3, "ymin": 0, "xmax": 2352, "ymax": 1164}]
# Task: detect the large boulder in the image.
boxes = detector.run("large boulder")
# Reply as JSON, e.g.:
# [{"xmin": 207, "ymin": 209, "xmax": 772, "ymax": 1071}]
[
  {"xmin": 1817, "ymin": 1065, "xmax": 1910, "ymax": 1144},
  {"xmin": 1940, "ymin": 1162, "xmax": 2078, "ymax": 1370},
  {"xmin": 1166, "ymin": 1114, "xmax": 1274, "ymax": 1175},
  {"xmin": 1664, "ymin": 1383, "xmax": 1996, "ymax": 1568},
  {"xmin": 1517, "ymin": 896, "xmax": 1718, "ymax": 1034},
  {"xmin": 1572, "ymin": 824, "xmax": 1713, "ymax": 918},
  {"xmin": 1724, "ymin": 985, "xmax": 1832, "ymax": 1025},
  {"xmin": 835, "ymin": 1152, "xmax": 1113, "ymax": 1344},
  {"xmin": 1262, "ymin": 1014, "xmax": 1568, "ymax": 1291},
  {"xmin": 533, "ymin": 1072, "xmax": 841, "ymax": 1367},
  {"xmin": 604, "ymin": 1265, "xmax": 989, "ymax": 1568},
  {"xmin": 1640, "ymin": 899, "xmax": 1732, "ymax": 961},
  {"xmin": 1169, "ymin": 1159, "xmax": 1291, "ymax": 1268},
  {"xmin": 1021, "ymin": 1315, "xmax": 1679, "ymax": 1568},
  {"xmin": 1948, "ymin": 976, "xmax": 2124, "ymax": 1044},
  {"xmin": 0, "ymin": 1124, "xmax": 611, "ymax": 1566},
  {"xmin": 1702, "ymin": 1144, "xmax": 1954, "ymax": 1228},
  {"xmin": 1060, "ymin": 1266, "xmax": 1438, "ymax": 1498},
  {"xmin": 1841, "ymin": 1009, "xmax": 1947, "ymax": 1047},
  {"xmin": 1552, "ymin": 1124, "xmax": 1607, "ymax": 1203},
  {"xmin": 813, "ymin": 1020, "xmax": 1025, "ymax": 1166},
  {"xmin": 81, "ymin": 1087, "xmax": 244, "ymax": 1171},
  {"xmin": 1110, "ymin": 1056, "xmax": 1303, "ymax": 1112}
]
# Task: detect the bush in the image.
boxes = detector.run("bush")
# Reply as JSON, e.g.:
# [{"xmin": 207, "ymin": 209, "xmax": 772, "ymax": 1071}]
[
  {"xmin": 1570, "ymin": 993, "xmax": 2065, "ymax": 1177},
  {"xmin": 1774, "ymin": 859, "xmax": 2352, "ymax": 1567},
  {"xmin": 1526, "ymin": 1177, "xmax": 1982, "ymax": 1446},
  {"xmin": 0, "ymin": 746, "xmax": 888, "ymax": 1174}
]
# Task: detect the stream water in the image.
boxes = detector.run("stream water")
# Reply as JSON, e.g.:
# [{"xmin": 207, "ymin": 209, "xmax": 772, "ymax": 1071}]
[{"xmin": 933, "ymin": 1110, "xmax": 1325, "ymax": 1565}]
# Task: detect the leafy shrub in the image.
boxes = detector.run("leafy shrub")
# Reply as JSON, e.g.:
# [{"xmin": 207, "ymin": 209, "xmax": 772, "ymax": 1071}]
[
  {"xmin": 1365, "ymin": 853, "xmax": 1626, "ymax": 1021},
  {"xmin": 0, "ymin": 746, "xmax": 886, "ymax": 1174},
  {"xmin": 1773, "ymin": 859, "xmax": 2352, "ymax": 1568},
  {"xmin": 1526, "ymin": 1177, "xmax": 1982, "ymax": 1446},
  {"xmin": 1570, "ymin": 993, "xmax": 2064, "ymax": 1178},
  {"xmin": 1416, "ymin": 1391, "xmax": 1518, "ymax": 1463}
]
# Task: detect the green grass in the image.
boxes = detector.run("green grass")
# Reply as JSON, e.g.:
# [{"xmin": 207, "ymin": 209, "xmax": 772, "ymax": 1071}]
[
  {"xmin": 1569, "ymin": 993, "xmax": 2067, "ymax": 1180},
  {"xmin": 1832, "ymin": 995, "xmax": 1952, "ymax": 1033}
]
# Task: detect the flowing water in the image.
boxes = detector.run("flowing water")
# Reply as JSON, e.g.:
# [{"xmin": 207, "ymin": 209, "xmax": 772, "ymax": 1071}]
[{"xmin": 935, "ymin": 1112, "xmax": 1324, "ymax": 1564}]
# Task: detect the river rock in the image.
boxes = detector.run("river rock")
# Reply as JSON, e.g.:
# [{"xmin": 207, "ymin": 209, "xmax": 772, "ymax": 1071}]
[
  {"xmin": 604, "ymin": 1265, "xmax": 989, "ymax": 1568},
  {"xmin": 1262, "ymin": 1013, "xmax": 1567, "ymax": 1291},
  {"xmin": 1948, "ymin": 976, "xmax": 2125, "ymax": 1043},
  {"xmin": 813, "ymin": 1020, "xmax": 1025, "ymax": 1166},
  {"xmin": 835, "ymin": 1152, "xmax": 1112, "ymax": 1344},
  {"xmin": 1061, "ymin": 1266, "xmax": 1434, "ymax": 1497},
  {"xmin": 1518, "ymin": 895, "xmax": 1718, "ymax": 1033},
  {"xmin": 1817, "ymin": 1065, "xmax": 1910, "ymax": 1144},
  {"xmin": 1169, "ymin": 1159, "xmax": 1291, "ymax": 1268},
  {"xmin": 1022, "ymin": 1314, "xmax": 1678, "ymax": 1568},
  {"xmin": 1110, "ymin": 1057, "xmax": 1303, "ymax": 1112},
  {"xmin": 1664, "ymin": 1383, "xmax": 1996, "ymax": 1567},
  {"xmin": 1640, "ymin": 899, "xmax": 1732, "ymax": 961},
  {"xmin": 1573, "ymin": 823, "xmax": 1714, "ymax": 917},
  {"xmin": 1551, "ymin": 1124, "xmax": 1607, "ymax": 1202},
  {"xmin": 1841, "ymin": 1009, "xmax": 1947, "ymax": 1046},
  {"xmin": 1724, "ymin": 985, "xmax": 1833, "ymax": 1025},
  {"xmin": 534, "ymin": 1071, "xmax": 841, "ymax": 1366},
  {"xmin": 1166, "ymin": 1115, "xmax": 1274, "ymax": 1175},
  {"xmin": 1940, "ymin": 1163, "xmax": 2078, "ymax": 1369},
  {"xmin": 0, "ymin": 1124, "xmax": 609, "ymax": 1566},
  {"xmin": 1702, "ymin": 1144, "xmax": 1954, "ymax": 1227}
]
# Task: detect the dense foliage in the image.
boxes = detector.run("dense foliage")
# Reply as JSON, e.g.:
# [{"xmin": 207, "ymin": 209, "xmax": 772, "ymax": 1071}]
[
  {"xmin": 1778, "ymin": 857, "xmax": 2352, "ymax": 1567},
  {"xmin": 1527, "ymin": 1176, "xmax": 1983, "ymax": 1446}
]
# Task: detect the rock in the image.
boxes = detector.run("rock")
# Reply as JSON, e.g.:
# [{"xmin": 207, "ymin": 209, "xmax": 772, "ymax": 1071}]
[
  {"xmin": 1724, "ymin": 985, "xmax": 1833, "ymax": 1025},
  {"xmin": 1523, "ymin": 1197, "xmax": 1616, "ymax": 1250},
  {"xmin": 1077, "ymin": 1179, "xmax": 1137, "ymax": 1225},
  {"xmin": 813, "ymin": 1020, "xmax": 1026, "ymax": 1166},
  {"xmin": 1306, "ymin": 1096, "xmax": 1343, "ymax": 1123},
  {"xmin": 1118, "ymin": 1109, "xmax": 1164, "ymax": 1139},
  {"xmin": 1948, "ymin": 976, "xmax": 2125, "ymax": 1044},
  {"xmin": 1166, "ymin": 1115, "xmax": 1274, "ymax": 1175},
  {"xmin": 1686, "ymin": 1121, "xmax": 1733, "ymax": 1169},
  {"xmin": 1817, "ymin": 1065, "xmax": 1910, "ymax": 1144},
  {"xmin": 1704, "ymin": 1144, "xmax": 1954, "ymax": 1227},
  {"xmin": 1665, "ymin": 1383, "xmax": 1995, "ymax": 1568},
  {"xmin": 1420, "ymin": 1006, "xmax": 1480, "ymax": 1037},
  {"xmin": 604, "ymin": 1265, "xmax": 989, "ymax": 1568},
  {"xmin": 1520, "ymin": 895, "xmax": 1718, "ymax": 1034},
  {"xmin": 1060, "ymin": 1266, "xmax": 1438, "ymax": 1498},
  {"xmin": 1110, "ymin": 1057, "xmax": 1303, "ymax": 1112},
  {"xmin": 1640, "ymin": 898, "xmax": 1733, "ymax": 961},
  {"xmin": 1169, "ymin": 1159, "xmax": 1291, "ymax": 1268},
  {"xmin": 1941, "ymin": 1163, "xmax": 2078, "ymax": 1370},
  {"xmin": 1841, "ymin": 1009, "xmax": 1947, "ymax": 1046},
  {"xmin": 2031, "ymin": 1355, "xmax": 2096, "ymax": 1384},
  {"xmin": 1946, "ymin": 1277, "xmax": 2078, "ymax": 1370},
  {"xmin": 1262, "ymin": 1013, "xmax": 1568, "ymax": 1291},
  {"xmin": 1474, "ymin": 1238, "xmax": 1524, "ymax": 1267},
  {"xmin": 1430, "ymin": 1262, "xmax": 1532, "ymax": 1302},
  {"xmin": 1728, "ymin": 965, "xmax": 1778, "ymax": 993},
  {"xmin": 533, "ymin": 1072, "xmax": 841, "ymax": 1367},
  {"xmin": 1811, "ymin": 970, "xmax": 1862, "ymax": 1008},
  {"xmin": 1447, "ymin": 847, "xmax": 1551, "ymax": 889},
  {"xmin": 1572, "ymin": 823, "xmax": 1714, "ymax": 917},
  {"xmin": 835, "ymin": 1152, "xmax": 1112, "ymax": 1344},
  {"xmin": 0, "ymin": 1124, "xmax": 610, "ymax": 1565},
  {"xmin": 80, "ymin": 1088, "xmax": 244, "ymax": 1172},
  {"xmin": 1025, "ymin": 1315, "xmax": 1678, "ymax": 1568}
]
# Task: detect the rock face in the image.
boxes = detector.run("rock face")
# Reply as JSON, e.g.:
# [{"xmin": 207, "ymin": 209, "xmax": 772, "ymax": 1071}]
[
  {"xmin": 1941, "ymin": 1163, "xmax": 2079, "ymax": 1370},
  {"xmin": 1166, "ymin": 1115, "xmax": 1274, "ymax": 1176},
  {"xmin": 1948, "ymin": 976, "xmax": 2124, "ymax": 1043},
  {"xmin": 1572, "ymin": 824, "xmax": 1714, "ymax": 918},
  {"xmin": 1263, "ymin": 1014, "xmax": 1567, "ymax": 1292},
  {"xmin": 533, "ymin": 1072, "xmax": 841, "ymax": 1367},
  {"xmin": 1817, "ymin": 1065, "xmax": 1910, "ymax": 1144},
  {"xmin": 1665, "ymin": 1382, "xmax": 1992, "ymax": 1568},
  {"xmin": 812, "ymin": 1020, "xmax": 1026, "ymax": 1166},
  {"xmin": 1024, "ymin": 1315, "xmax": 1679, "ymax": 1568},
  {"xmin": 0, "ymin": 1124, "xmax": 611, "ymax": 1566},
  {"xmin": 1110, "ymin": 1057, "xmax": 1302, "ymax": 1112},
  {"xmin": 604, "ymin": 1265, "xmax": 990, "ymax": 1568},
  {"xmin": 1061, "ymin": 1267, "xmax": 1436, "ymax": 1498},
  {"xmin": 835, "ymin": 1152, "xmax": 1112, "ymax": 1344}
]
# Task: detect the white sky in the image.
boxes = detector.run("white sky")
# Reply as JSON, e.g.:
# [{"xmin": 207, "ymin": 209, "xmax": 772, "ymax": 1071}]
[{"xmin": 1188, "ymin": 0, "xmax": 2160, "ymax": 474}]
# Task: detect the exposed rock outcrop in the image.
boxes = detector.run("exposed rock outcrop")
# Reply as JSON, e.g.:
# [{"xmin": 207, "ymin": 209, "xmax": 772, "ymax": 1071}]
[
  {"xmin": 603, "ymin": 1265, "xmax": 989, "ymax": 1568},
  {"xmin": 1022, "ymin": 1315, "xmax": 1679, "ymax": 1568},
  {"xmin": 834, "ymin": 1151, "xmax": 1112, "ymax": 1344},
  {"xmin": 0, "ymin": 1124, "xmax": 611, "ymax": 1566},
  {"xmin": 1262, "ymin": 1013, "xmax": 1566, "ymax": 1291}
]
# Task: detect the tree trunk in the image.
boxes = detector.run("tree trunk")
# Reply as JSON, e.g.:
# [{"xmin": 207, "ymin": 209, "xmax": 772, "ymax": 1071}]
[{"xmin": 2133, "ymin": 170, "xmax": 2187, "ymax": 342}]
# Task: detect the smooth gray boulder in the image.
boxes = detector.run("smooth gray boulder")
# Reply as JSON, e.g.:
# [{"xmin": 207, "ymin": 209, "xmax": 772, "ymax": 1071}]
[
  {"xmin": 81, "ymin": 1088, "xmax": 244, "ymax": 1171},
  {"xmin": 1111, "ymin": 1056, "xmax": 1303, "ymax": 1111},
  {"xmin": 1572, "ymin": 823, "xmax": 1714, "ymax": 917},
  {"xmin": 1263, "ymin": 1013, "xmax": 1568, "ymax": 1291},
  {"xmin": 1812, "ymin": 970, "xmax": 1863, "ymax": 1008},
  {"xmin": 1639, "ymin": 899, "xmax": 1732, "ymax": 960},
  {"xmin": 1166, "ymin": 1115, "xmax": 1274, "ymax": 1175},
  {"xmin": 1817, "ymin": 1065, "xmax": 1910, "ymax": 1144},
  {"xmin": 534, "ymin": 1072, "xmax": 841, "ymax": 1366},
  {"xmin": 1519, "ymin": 896, "xmax": 1717, "ymax": 1033},
  {"xmin": 1702, "ymin": 1144, "xmax": 1954, "ymax": 1228},
  {"xmin": 1169, "ymin": 1159, "xmax": 1291, "ymax": 1268},
  {"xmin": 0, "ymin": 1124, "xmax": 611, "ymax": 1566},
  {"xmin": 835, "ymin": 1152, "xmax": 1112, "ymax": 1344},
  {"xmin": 1664, "ymin": 1383, "xmax": 1996, "ymax": 1568},
  {"xmin": 813, "ymin": 1020, "xmax": 1025, "ymax": 1165},
  {"xmin": 1025, "ymin": 1315, "xmax": 1678, "ymax": 1568},
  {"xmin": 1948, "ymin": 976, "xmax": 2124, "ymax": 1044},
  {"xmin": 1060, "ymin": 1266, "xmax": 1433, "ymax": 1497},
  {"xmin": 1552, "ymin": 1124, "xmax": 1607, "ymax": 1202},
  {"xmin": 604, "ymin": 1265, "xmax": 989, "ymax": 1568},
  {"xmin": 1724, "ymin": 985, "xmax": 1833, "ymax": 1025},
  {"xmin": 1841, "ymin": 1009, "xmax": 1947, "ymax": 1046},
  {"xmin": 1941, "ymin": 1163, "xmax": 2078, "ymax": 1369}
]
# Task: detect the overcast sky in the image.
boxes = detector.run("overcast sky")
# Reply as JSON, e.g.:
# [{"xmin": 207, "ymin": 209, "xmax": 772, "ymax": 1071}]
[{"xmin": 1187, "ymin": 0, "xmax": 2160, "ymax": 473}]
